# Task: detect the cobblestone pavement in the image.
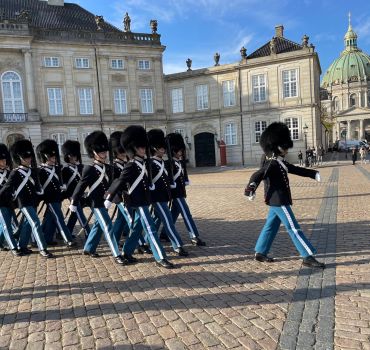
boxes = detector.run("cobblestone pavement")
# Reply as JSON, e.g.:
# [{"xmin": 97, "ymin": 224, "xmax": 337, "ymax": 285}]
[{"xmin": 1, "ymin": 154, "xmax": 370, "ymax": 349}]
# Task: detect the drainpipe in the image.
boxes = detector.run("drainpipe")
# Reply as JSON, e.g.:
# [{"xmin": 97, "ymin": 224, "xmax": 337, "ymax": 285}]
[
  {"xmin": 94, "ymin": 47, "xmax": 104, "ymax": 131},
  {"xmin": 238, "ymin": 67, "xmax": 245, "ymax": 166}
]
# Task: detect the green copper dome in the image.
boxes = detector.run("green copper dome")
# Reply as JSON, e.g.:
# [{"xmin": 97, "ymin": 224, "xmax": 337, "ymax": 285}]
[{"xmin": 321, "ymin": 15, "xmax": 370, "ymax": 88}]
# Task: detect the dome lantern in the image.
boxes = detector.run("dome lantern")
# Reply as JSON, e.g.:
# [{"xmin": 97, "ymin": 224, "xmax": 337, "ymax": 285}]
[{"xmin": 344, "ymin": 12, "xmax": 358, "ymax": 51}]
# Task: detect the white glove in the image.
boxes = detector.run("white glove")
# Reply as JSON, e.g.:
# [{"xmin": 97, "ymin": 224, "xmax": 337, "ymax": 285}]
[
  {"xmin": 170, "ymin": 182, "xmax": 177, "ymax": 189},
  {"xmin": 69, "ymin": 204, "xmax": 77, "ymax": 213},
  {"xmin": 149, "ymin": 184, "xmax": 155, "ymax": 191},
  {"xmin": 248, "ymin": 193, "xmax": 256, "ymax": 201},
  {"xmin": 185, "ymin": 180, "xmax": 191, "ymax": 186},
  {"xmin": 315, "ymin": 172, "xmax": 321, "ymax": 182},
  {"xmin": 104, "ymin": 200, "xmax": 112, "ymax": 209},
  {"xmin": 60, "ymin": 184, "xmax": 67, "ymax": 192},
  {"xmin": 36, "ymin": 190, "xmax": 44, "ymax": 196}
]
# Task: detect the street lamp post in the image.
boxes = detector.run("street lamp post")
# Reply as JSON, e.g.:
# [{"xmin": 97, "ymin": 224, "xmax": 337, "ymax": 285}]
[
  {"xmin": 341, "ymin": 121, "xmax": 348, "ymax": 159},
  {"xmin": 303, "ymin": 124, "xmax": 309, "ymax": 167}
]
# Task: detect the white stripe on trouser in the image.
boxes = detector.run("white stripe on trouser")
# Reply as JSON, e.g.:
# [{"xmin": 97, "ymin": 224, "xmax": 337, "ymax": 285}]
[
  {"xmin": 95, "ymin": 209, "xmax": 118, "ymax": 257},
  {"xmin": 21, "ymin": 208, "xmax": 44, "ymax": 250},
  {"xmin": 281, "ymin": 206, "xmax": 313, "ymax": 256},
  {"xmin": 76, "ymin": 209, "xmax": 86, "ymax": 227},
  {"xmin": 138, "ymin": 207, "xmax": 163, "ymax": 260},
  {"xmin": 156, "ymin": 203, "xmax": 181, "ymax": 248},
  {"xmin": 176, "ymin": 198, "xmax": 196, "ymax": 238},
  {"xmin": 0, "ymin": 210, "xmax": 16, "ymax": 249},
  {"xmin": 48, "ymin": 204, "xmax": 69, "ymax": 243}
]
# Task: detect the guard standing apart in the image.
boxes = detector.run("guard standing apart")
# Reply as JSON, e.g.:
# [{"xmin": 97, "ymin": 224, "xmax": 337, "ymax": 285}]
[
  {"xmin": 165, "ymin": 133, "xmax": 206, "ymax": 246},
  {"xmin": 0, "ymin": 139, "xmax": 53, "ymax": 258},
  {"xmin": 244, "ymin": 122, "xmax": 325, "ymax": 268},
  {"xmin": 147, "ymin": 129, "xmax": 189, "ymax": 256},
  {"xmin": 62, "ymin": 140, "xmax": 90, "ymax": 237},
  {"xmin": 69, "ymin": 131, "xmax": 126, "ymax": 265},
  {"xmin": 0, "ymin": 143, "xmax": 22, "ymax": 256},
  {"xmin": 105, "ymin": 125, "xmax": 174, "ymax": 269},
  {"xmin": 37, "ymin": 139, "xmax": 76, "ymax": 247}
]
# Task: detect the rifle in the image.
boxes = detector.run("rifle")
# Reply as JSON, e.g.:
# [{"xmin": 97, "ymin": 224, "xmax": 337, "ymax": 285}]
[
  {"xmin": 165, "ymin": 136, "xmax": 175, "ymax": 186},
  {"xmin": 78, "ymin": 209, "xmax": 93, "ymax": 237},
  {"xmin": 145, "ymin": 145, "xmax": 154, "ymax": 189}
]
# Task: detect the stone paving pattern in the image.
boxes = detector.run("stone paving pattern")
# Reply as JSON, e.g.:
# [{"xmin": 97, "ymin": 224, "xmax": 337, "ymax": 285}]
[{"xmin": 1, "ymin": 154, "xmax": 370, "ymax": 349}]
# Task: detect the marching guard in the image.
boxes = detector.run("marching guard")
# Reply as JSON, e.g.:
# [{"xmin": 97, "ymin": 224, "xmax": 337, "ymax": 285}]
[
  {"xmin": 36, "ymin": 139, "xmax": 76, "ymax": 247},
  {"xmin": 105, "ymin": 125, "xmax": 174, "ymax": 268},
  {"xmin": 164, "ymin": 133, "xmax": 206, "ymax": 246},
  {"xmin": 147, "ymin": 129, "xmax": 189, "ymax": 256},
  {"xmin": 69, "ymin": 131, "xmax": 126, "ymax": 265},
  {"xmin": 0, "ymin": 143, "xmax": 22, "ymax": 256},
  {"xmin": 0, "ymin": 139, "xmax": 53, "ymax": 258},
  {"xmin": 244, "ymin": 122, "xmax": 325, "ymax": 268},
  {"xmin": 61, "ymin": 140, "xmax": 90, "ymax": 237}
]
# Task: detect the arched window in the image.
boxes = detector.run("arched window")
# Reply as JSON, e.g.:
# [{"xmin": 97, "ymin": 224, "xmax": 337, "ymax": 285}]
[
  {"xmin": 350, "ymin": 93, "xmax": 356, "ymax": 107},
  {"xmin": 1, "ymin": 71, "xmax": 24, "ymax": 114},
  {"xmin": 333, "ymin": 96, "xmax": 340, "ymax": 111}
]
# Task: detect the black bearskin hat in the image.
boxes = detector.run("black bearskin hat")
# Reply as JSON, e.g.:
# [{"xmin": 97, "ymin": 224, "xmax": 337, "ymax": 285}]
[
  {"xmin": 166, "ymin": 133, "xmax": 186, "ymax": 155},
  {"xmin": 0, "ymin": 143, "xmax": 11, "ymax": 166},
  {"xmin": 120, "ymin": 125, "xmax": 148, "ymax": 159},
  {"xmin": 147, "ymin": 129, "xmax": 166, "ymax": 155},
  {"xmin": 84, "ymin": 131, "xmax": 109, "ymax": 158},
  {"xmin": 109, "ymin": 131, "xmax": 125, "ymax": 157},
  {"xmin": 36, "ymin": 139, "xmax": 58, "ymax": 163},
  {"xmin": 260, "ymin": 122, "xmax": 293, "ymax": 157},
  {"xmin": 62, "ymin": 140, "xmax": 81, "ymax": 163},
  {"xmin": 10, "ymin": 139, "xmax": 34, "ymax": 165}
]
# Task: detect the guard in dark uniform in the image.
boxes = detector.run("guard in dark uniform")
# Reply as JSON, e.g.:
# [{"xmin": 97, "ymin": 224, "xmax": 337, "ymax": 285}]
[
  {"xmin": 165, "ymin": 133, "xmax": 206, "ymax": 246},
  {"xmin": 0, "ymin": 139, "xmax": 53, "ymax": 258},
  {"xmin": 105, "ymin": 125, "xmax": 174, "ymax": 268},
  {"xmin": 0, "ymin": 143, "xmax": 22, "ymax": 256},
  {"xmin": 109, "ymin": 131, "xmax": 131, "ymax": 245},
  {"xmin": 36, "ymin": 139, "xmax": 75, "ymax": 247},
  {"xmin": 147, "ymin": 129, "xmax": 188, "ymax": 256},
  {"xmin": 244, "ymin": 122, "xmax": 325, "ymax": 268},
  {"xmin": 61, "ymin": 140, "xmax": 90, "ymax": 237},
  {"xmin": 69, "ymin": 131, "xmax": 126, "ymax": 265}
]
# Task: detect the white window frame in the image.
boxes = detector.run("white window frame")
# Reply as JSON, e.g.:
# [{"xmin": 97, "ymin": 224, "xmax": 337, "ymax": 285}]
[
  {"xmin": 1, "ymin": 71, "xmax": 24, "ymax": 114},
  {"xmin": 285, "ymin": 117, "xmax": 299, "ymax": 141},
  {"xmin": 139, "ymin": 88, "xmax": 153, "ymax": 114},
  {"xmin": 349, "ymin": 94, "xmax": 356, "ymax": 107},
  {"xmin": 224, "ymin": 122, "xmax": 237, "ymax": 145},
  {"xmin": 174, "ymin": 128, "xmax": 185, "ymax": 137},
  {"xmin": 75, "ymin": 58, "xmax": 90, "ymax": 69},
  {"xmin": 282, "ymin": 69, "xmax": 298, "ymax": 98},
  {"xmin": 47, "ymin": 88, "xmax": 63, "ymax": 116},
  {"xmin": 196, "ymin": 84, "xmax": 209, "ymax": 110},
  {"xmin": 113, "ymin": 88, "xmax": 128, "ymax": 114},
  {"xmin": 44, "ymin": 57, "xmax": 60, "ymax": 68},
  {"xmin": 252, "ymin": 74, "xmax": 267, "ymax": 102},
  {"xmin": 222, "ymin": 80, "xmax": 236, "ymax": 107},
  {"xmin": 138, "ymin": 60, "xmax": 151, "ymax": 70},
  {"xmin": 51, "ymin": 133, "xmax": 66, "ymax": 154},
  {"xmin": 255, "ymin": 121, "xmax": 267, "ymax": 143},
  {"xmin": 171, "ymin": 88, "xmax": 184, "ymax": 113},
  {"xmin": 333, "ymin": 97, "xmax": 340, "ymax": 111},
  {"xmin": 78, "ymin": 87, "xmax": 93, "ymax": 115},
  {"xmin": 111, "ymin": 59, "xmax": 124, "ymax": 70}
]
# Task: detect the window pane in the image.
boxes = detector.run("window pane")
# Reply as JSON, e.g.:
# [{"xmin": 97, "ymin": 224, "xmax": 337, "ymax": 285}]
[
  {"xmin": 172, "ymin": 88, "xmax": 184, "ymax": 113},
  {"xmin": 114, "ymin": 88, "xmax": 127, "ymax": 114}
]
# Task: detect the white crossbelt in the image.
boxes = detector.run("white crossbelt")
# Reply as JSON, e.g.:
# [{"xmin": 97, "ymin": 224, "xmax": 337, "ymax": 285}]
[
  {"xmin": 173, "ymin": 160, "xmax": 182, "ymax": 181},
  {"xmin": 276, "ymin": 158, "xmax": 289, "ymax": 173},
  {"xmin": 14, "ymin": 168, "xmax": 35, "ymax": 199},
  {"xmin": 128, "ymin": 160, "xmax": 147, "ymax": 195},
  {"xmin": 0, "ymin": 170, "xmax": 8, "ymax": 186},
  {"xmin": 41, "ymin": 166, "xmax": 59, "ymax": 191},
  {"xmin": 87, "ymin": 164, "xmax": 108, "ymax": 197},
  {"xmin": 152, "ymin": 159, "xmax": 167, "ymax": 184},
  {"xmin": 66, "ymin": 165, "xmax": 80, "ymax": 189}
]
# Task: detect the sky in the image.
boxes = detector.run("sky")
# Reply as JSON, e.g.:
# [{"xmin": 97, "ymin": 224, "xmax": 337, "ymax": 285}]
[{"xmin": 70, "ymin": 0, "xmax": 370, "ymax": 78}]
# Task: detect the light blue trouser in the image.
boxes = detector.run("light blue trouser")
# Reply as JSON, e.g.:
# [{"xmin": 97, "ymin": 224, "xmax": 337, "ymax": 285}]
[
  {"xmin": 170, "ymin": 197, "xmax": 199, "ymax": 238},
  {"xmin": 112, "ymin": 203, "xmax": 131, "ymax": 244},
  {"xmin": 153, "ymin": 202, "xmax": 183, "ymax": 250},
  {"xmin": 84, "ymin": 207, "xmax": 120, "ymax": 257},
  {"xmin": 123, "ymin": 205, "xmax": 166, "ymax": 262},
  {"xmin": 67, "ymin": 204, "xmax": 90, "ymax": 236},
  {"xmin": 0, "ymin": 207, "xmax": 18, "ymax": 250},
  {"xmin": 42, "ymin": 202, "xmax": 74, "ymax": 244},
  {"xmin": 18, "ymin": 206, "xmax": 47, "ymax": 251},
  {"xmin": 255, "ymin": 205, "xmax": 316, "ymax": 258}
]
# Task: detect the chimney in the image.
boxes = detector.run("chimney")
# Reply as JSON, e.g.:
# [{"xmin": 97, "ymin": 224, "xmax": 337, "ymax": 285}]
[
  {"xmin": 275, "ymin": 25, "xmax": 284, "ymax": 38},
  {"xmin": 47, "ymin": 0, "xmax": 64, "ymax": 6}
]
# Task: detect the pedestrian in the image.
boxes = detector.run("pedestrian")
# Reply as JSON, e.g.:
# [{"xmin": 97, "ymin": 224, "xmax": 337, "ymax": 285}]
[
  {"xmin": 352, "ymin": 147, "xmax": 358, "ymax": 165},
  {"xmin": 244, "ymin": 122, "xmax": 325, "ymax": 268},
  {"xmin": 298, "ymin": 150, "xmax": 303, "ymax": 166},
  {"xmin": 359, "ymin": 146, "xmax": 366, "ymax": 164},
  {"xmin": 312, "ymin": 147, "xmax": 317, "ymax": 166},
  {"xmin": 69, "ymin": 131, "xmax": 126, "ymax": 265},
  {"xmin": 317, "ymin": 145, "xmax": 324, "ymax": 166}
]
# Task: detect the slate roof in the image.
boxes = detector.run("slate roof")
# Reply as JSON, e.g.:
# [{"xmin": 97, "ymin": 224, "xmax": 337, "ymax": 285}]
[
  {"xmin": 0, "ymin": 0, "xmax": 121, "ymax": 32},
  {"xmin": 248, "ymin": 36, "xmax": 303, "ymax": 59}
]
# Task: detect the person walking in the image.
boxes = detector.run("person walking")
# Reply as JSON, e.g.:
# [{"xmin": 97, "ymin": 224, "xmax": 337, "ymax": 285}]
[
  {"xmin": 352, "ymin": 147, "xmax": 358, "ymax": 165},
  {"xmin": 298, "ymin": 150, "xmax": 303, "ymax": 166}
]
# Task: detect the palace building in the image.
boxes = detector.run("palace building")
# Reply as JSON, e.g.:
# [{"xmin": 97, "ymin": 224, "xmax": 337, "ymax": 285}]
[{"xmin": 0, "ymin": 0, "xmax": 323, "ymax": 166}]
